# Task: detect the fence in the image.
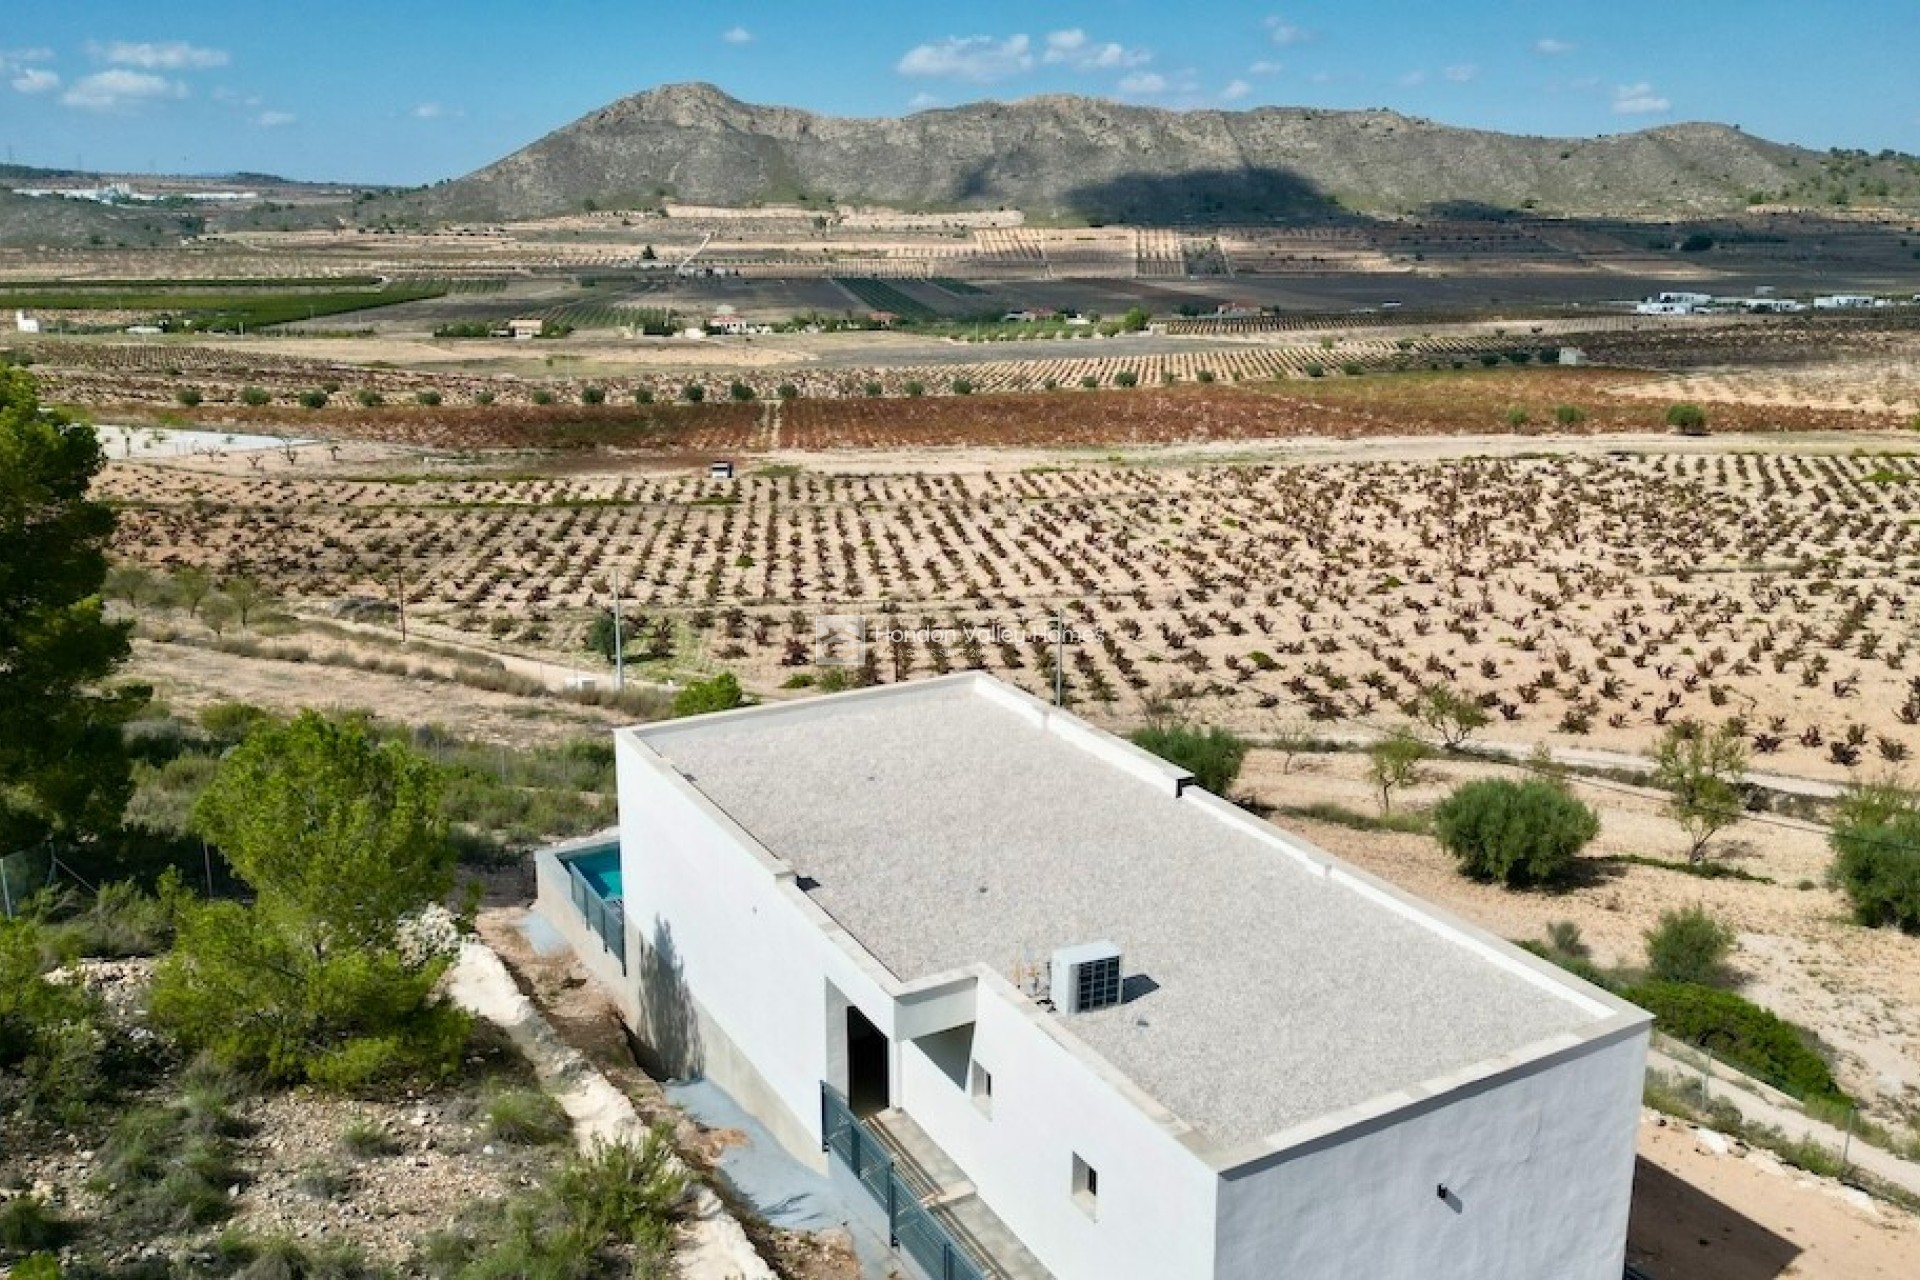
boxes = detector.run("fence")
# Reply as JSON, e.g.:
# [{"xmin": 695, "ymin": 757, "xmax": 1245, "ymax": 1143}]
[
  {"xmin": 565, "ymin": 857, "xmax": 627, "ymax": 973},
  {"xmin": 821, "ymin": 1084, "xmax": 992, "ymax": 1280}
]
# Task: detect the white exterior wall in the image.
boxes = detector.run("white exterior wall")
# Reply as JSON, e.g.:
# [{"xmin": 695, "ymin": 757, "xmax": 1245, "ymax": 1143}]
[
  {"xmin": 1212, "ymin": 1027, "xmax": 1648, "ymax": 1280},
  {"xmin": 614, "ymin": 732, "xmax": 901, "ymax": 1163},
  {"xmin": 899, "ymin": 981, "xmax": 1217, "ymax": 1280}
]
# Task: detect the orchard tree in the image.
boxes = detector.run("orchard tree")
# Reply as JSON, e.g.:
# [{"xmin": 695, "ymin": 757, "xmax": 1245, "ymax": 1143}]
[
  {"xmin": 152, "ymin": 712, "xmax": 469, "ymax": 1089},
  {"xmin": 0, "ymin": 369, "xmax": 146, "ymax": 858},
  {"xmin": 1653, "ymin": 721, "xmax": 1749, "ymax": 863}
]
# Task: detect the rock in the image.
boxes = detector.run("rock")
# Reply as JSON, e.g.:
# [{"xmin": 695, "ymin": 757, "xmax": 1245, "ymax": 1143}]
[{"xmin": 1695, "ymin": 1127, "xmax": 1733, "ymax": 1156}]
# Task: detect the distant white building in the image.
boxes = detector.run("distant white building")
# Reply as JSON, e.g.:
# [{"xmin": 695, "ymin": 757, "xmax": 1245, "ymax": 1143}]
[
  {"xmin": 1635, "ymin": 300, "xmax": 1695, "ymax": 315},
  {"xmin": 14, "ymin": 310, "xmax": 40, "ymax": 334},
  {"xmin": 1814, "ymin": 294, "xmax": 1878, "ymax": 310},
  {"xmin": 1656, "ymin": 291, "xmax": 1713, "ymax": 307},
  {"xmin": 538, "ymin": 675, "xmax": 1650, "ymax": 1280}
]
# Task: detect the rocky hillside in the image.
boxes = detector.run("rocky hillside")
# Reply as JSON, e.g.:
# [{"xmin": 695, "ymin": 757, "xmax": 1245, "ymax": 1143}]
[{"xmin": 417, "ymin": 82, "xmax": 1920, "ymax": 223}]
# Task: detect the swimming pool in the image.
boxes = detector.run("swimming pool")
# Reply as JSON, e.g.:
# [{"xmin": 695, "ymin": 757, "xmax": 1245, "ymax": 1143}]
[{"xmin": 565, "ymin": 846, "xmax": 623, "ymax": 900}]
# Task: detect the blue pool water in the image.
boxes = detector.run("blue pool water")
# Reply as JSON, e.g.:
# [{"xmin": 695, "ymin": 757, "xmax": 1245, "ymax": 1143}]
[{"xmin": 568, "ymin": 847, "xmax": 623, "ymax": 900}]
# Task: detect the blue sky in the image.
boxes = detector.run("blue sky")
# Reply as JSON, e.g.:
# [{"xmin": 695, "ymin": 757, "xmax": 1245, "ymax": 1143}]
[{"xmin": 2, "ymin": 2, "xmax": 1915, "ymax": 185}]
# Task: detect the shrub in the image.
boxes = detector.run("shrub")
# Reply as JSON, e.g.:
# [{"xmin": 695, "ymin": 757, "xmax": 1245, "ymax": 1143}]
[
  {"xmin": 1340, "ymin": 363, "xmax": 1364, "ymax": 377},
  {"xmin": 93, "ymin": 1090, "xmax": 246, "ymax": 1233},
  {"xmin": 1434, "ymin": 778, "xmax": 1600, "ymax": 886},
  {"xmin": 240, "ymin": 386, "xmax": 271, "ymax": 407},
  {"xmin": 580, "ymin": 385, "xmax": 606, "ymax": 405},
  {"xmin": 0, "ymin": 1195, "xmax": 72, "ymax": 1253},
  {"xmin": 1112, "ymin": 370, "xmax": 1138, "ymax": 388},
  {"xmin": 0, "ymin": 916, "xmax": 111, "ymax": 1121},
  {"xmin": 671, "ymin": 672, "xmax": 747, "ymax": 718},
  {"xmin": 1827, "ymin": 779, "xmax": 1920, "ymax": 930},
  {"xmin": 1554, "ymin": 403, "xmax": 1587, "ymax": 426},
  {"xmin": 1666, "ymin": 402, "xmax": 1710, "ymax": 434},
  {"xmin": 1079, "ymin": 375, "xmax": 1099, "ymax": 388},
  {"xmin": 728, "ymin": 380, "xmax": 755, "ymax": 402},
  {"xmin": 473, "ymin": 390, "xmax": 496, "ymax": 406},
  {"xmin": 904, "ymin": 380, "xmax": 926, "ymax": 397},
  {"xmin": 485, "ymin": 1088, "xmax": 572, "ymax": 1146},
  {"xmin": 1619, "ymin": 981, "xmax": 1848, "ymax": 1104},
  {"xmin": 355, "ymin": 389, "xmax": 383, "ymax": 408},
  {"xmin": 776, "ymin": 383, "xmax": 799, "ymax": 401},
  {"xmin": 175, "ymin": 387, "xmax": 202, "ymax": 407},
  {"xmin": 862, "ymin": 381, "xmax": 882, "ymax": 397},
  {"xmin": 1196, "ymin": 369, "xmax": 1215, "ymax": 383},
  {"xmin": 297, "ymin": 389, "xmax": 328, "ymax": 410},
  {"xmin": 1504, "ymin": 407, "xmax": 1530, "ymax": 428},
  {"xmin": 415, "ymin": 389, "xmax": 442, "ymax": 407},
  {"xmin": 1415, "ymin": 683, "xmax": 1490, "ymax": 748},
  {"xmin": 1645, "ymin": 904, "xmax": 1737, "ymax": 985},
  {"xmin": 338, "ymin": 1115, "xmax": 402, "ymax": 1159},
  {"xmin": 1303, "ymin": 363, "xmax": 1325, "ymax": 378},
  {"xmin": 530, "ymin": 388, "xmax": 554, "ymax": 406},
  {"xmin": 1128, "ymin": 724, "xmax": 1249, "ymax": 797},
  {"xmin": 950, "ymin": 377, "xmax": 974, "ymax": 395},
  {"xmin": 634, "ymin": 387, "xmax": 654, "ymax": 405}
]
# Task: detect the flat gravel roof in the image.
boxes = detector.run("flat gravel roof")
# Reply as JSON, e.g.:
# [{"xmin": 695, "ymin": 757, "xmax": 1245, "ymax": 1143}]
[{"xmin": 644, "ymin": 680, "xmax": 1599, "ymax": 1150}]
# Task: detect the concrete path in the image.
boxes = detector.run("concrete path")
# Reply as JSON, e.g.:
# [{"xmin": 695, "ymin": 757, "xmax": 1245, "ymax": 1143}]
[
  {"xmin": 1646, "ymin": 1044, "xmax": 1920, "ymax": 1201},
  {"xmin": 447, "ymin": 940, "xmax": 778, "ymax": 1280}
]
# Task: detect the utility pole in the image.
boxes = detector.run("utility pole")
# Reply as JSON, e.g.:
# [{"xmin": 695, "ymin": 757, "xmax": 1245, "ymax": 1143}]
[
  {"xmin": 394, "ymin": 558, "xmax": 408, "ymax": 643},
  {"xmin": 612, "ymin": 568, "xmax": 626, "ymax": 691},
  {"xmin": 1053, "ymin": 611, "xmax": 1064, "ymax": 707}
]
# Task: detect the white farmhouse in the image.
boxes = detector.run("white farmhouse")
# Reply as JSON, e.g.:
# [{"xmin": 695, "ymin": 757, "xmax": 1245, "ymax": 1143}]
[
  {"xmin": 539, "ymin": 674, "xmax": 1649, "ymax": 1280},
  {"xmin": 14, "ymin": 309, "xmax": 40, "ymax": 334}
]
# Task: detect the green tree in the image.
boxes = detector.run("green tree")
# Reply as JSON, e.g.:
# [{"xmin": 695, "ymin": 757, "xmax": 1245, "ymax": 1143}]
[
  {"xmin": 1366, "ymin": 735, "xmax": 1429, "ymax": 813},
  {"xmin": 151, "ymin": 712, "xmax": 469, "ymax": 1089},
  {"xmin": 1827, "ymin": 777, "xmax": 1920, "ymax": 930},
  {"xmin": 1128, "ymin": 723, "xmax": 1249, "ymax": 797},
  {"xmin": 1645, "ymin": 904, "xmax": 1737, "ymax": 985},
  {"xmin": 0, "ymin": 369, "xmax": 146, "ymax": 857},
  {"xmin": 1434, "ymin": 777, "xmax": 1600, "ymax": 886},
  {"xmin": 171, "ymin": 565, "xmax": 213, "ymax": 619},
  {"xmin": 1120, "ymin": 305, "xmax": 1151, "ymax": 332},
  {"xmin": 1665, "ymin": 402, "xmax": 1709, "ymax": 434},
  {"xmin": 672, "ymin": 672, "xmax": 748, "ymax": 718},
  {"xmin": 1414, "ymin": 683, "xmax": 1490, "ymax": 749},
  {"xmin": 1653, "ymin": 721, "xmax": 1748, "ymax": 863}
]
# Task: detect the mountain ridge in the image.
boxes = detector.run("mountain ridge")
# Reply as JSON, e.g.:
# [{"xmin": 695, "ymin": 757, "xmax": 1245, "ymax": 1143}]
[{"xmin": 412, "ymin": 82, "xmax": 1920, "ymax": 224}]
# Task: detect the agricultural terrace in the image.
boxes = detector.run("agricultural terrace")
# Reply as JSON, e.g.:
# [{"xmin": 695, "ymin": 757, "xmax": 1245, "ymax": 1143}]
[{"xmin": 103, "ymin": 443, "xmax": 1920, "ymax": 785}]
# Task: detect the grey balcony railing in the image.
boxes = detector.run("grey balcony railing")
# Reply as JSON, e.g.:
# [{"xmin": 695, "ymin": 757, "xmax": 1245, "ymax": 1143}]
[{"xmin": 821, "ymin": 1084, "xmax": 991, "ymax": 1280}]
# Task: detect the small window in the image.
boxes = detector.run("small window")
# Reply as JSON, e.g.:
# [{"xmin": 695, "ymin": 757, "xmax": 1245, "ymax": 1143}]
[
  {"xmin": 1072, "ymin": 1153, "xmax": 1099, "ymax": 1217},
  {"xmin": 970, "ymin": 1062, "xmax": 993, "ymax": 1115}
]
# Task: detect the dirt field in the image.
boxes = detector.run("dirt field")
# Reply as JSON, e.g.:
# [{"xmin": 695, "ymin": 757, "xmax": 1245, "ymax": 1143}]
[{"xmin": 1631, "ymin": 1117, "xmax": 1920, "ymax": 1279}]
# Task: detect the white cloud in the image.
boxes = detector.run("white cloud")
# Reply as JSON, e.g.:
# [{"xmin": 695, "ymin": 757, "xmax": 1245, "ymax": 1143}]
[
  {"xmin": 93, "ymin": 40, "xmax": 228, "ymax": 70},
  {"xmin": 1116, "ymin": 71, "xmax": 1168, "ymax": 95},
  {"xmin": 1043, "ymin": 29, "xmax": 1151, "ymax": 71},
  {"xmin": 897, "ymin": 34, "xmax": 1034, "ymax": 82},
  {"xmin": 1534, "ymin": 37, "xmax": 1576, "ymax": 55},
  {"xmin": 411, "ymin": 101, "xmax": 465, "ymax": 120},
  {"xmin": 1264, "ymin": 16, "xmax": 1314, "ymax": 46},
  {"xmin": 1220, "ymin": 78, "xmax": 1252, "ymax": 102},
  {"xmin": 1248, "ymin": 60, "xmax": 1283, "ymax": 76},
  {"xmin": 12, "ymin": 68, "xmax": 60, "ymax": 94},
  {"xmin": 254, "ymin": 110, "xmax": 295, "ymax": 128},
  {"xmin": 908, "ymin": 91, "xmax": 940, "ymax": 109},
  {"xmin": 721, "ymin": 26, "xmax": 753, "ymax": 45},
  {"xmin": 61, "ymin": 69, "xmax": 186, "ymax": 111},
  {"xmin": 1398, "ymin": 70, "xmax": 1427, "ymax": 88},
  {"xmin": 1613, "ymin": 82, "xmax": 1670, "ymax": 115},
  {"xmin": 1443, "ymin": 64, "xmax": 1478, "ymax": 83}
]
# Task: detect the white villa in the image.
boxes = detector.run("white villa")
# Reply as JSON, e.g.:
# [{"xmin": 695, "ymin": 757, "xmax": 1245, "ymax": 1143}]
[{"xmin": 538, "ymin": 674, "xmax": 1650, "ymax": 1280}]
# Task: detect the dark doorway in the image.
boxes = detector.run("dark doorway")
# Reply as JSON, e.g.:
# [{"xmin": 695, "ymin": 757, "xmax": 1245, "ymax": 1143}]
[{"xmin": 847, "ymin": 1006, "xmax": 889, "ymax": 1117}]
